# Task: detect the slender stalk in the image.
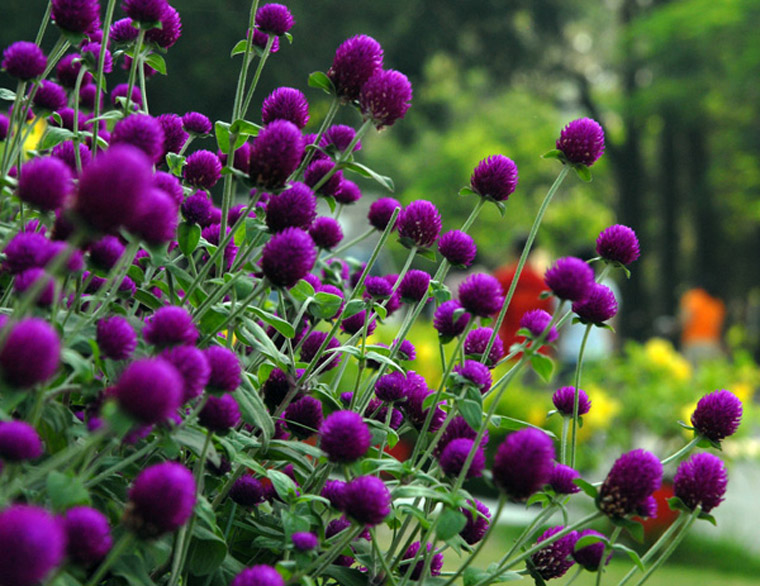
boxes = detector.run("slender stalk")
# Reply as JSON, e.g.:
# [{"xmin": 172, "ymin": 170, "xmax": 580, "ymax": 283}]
[
  {"xmin": 632, "ymin": 508, "xmax": 701, "ymax": 585},
  {"xmin": 84, "ymin": 438, "xmax": 161, "ymax": 487},
  {"xmin": 34, "ymin": 2, "xmax": 52, "ymax": 45},
  {"xmin": 618, "ymin": 515, "xmax": 687, "ymax": 586},
  {"xmin": 595, "ymin": 526, "xmax": 622, "ymax": 586},
  {"xmin": 72, "ymin": 64, "xmax": 90, "ymax": 174},
  {"xmin": 291, "ymin": 97, "xmax": 340, "ymax": 180},
  {"xmin": 91, "ymin": 0, "xmax": 117, "ymax": 154},
  {"xmin": 371, "ymin": 527, "xmax": 399, "ymax": 586},
  {"xmin": 326, "ymin": 227, "xmax": 375, "ymax": 259},
  {"xmin": 660, "ymin": 436, "xmax": 701, "ymax": 466},
  {"xmin": 84, "ymin": 532, "xmax": 136, "ymax": 586},
  {"xmin": 570, "ymin": 324, "xmax": 592, "ymax": 469},
  {"xmin": 309, "ymin": 119, "xmax": 373, "ymax": 194},
  {"xmin": 124, "ymin": 29, "xmax": 146, "ymax": 115},
  {"xmin": 240, "ymin": 35, "xmax": 275, "ymax": 117}
]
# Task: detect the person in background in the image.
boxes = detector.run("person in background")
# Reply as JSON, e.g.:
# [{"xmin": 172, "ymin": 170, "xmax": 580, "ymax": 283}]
[{"xmin": 680, "ymin": 284, "xmax": 725, "ymax": 364}]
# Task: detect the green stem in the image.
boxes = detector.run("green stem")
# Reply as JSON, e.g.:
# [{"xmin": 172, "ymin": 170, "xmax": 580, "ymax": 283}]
[
  {"xmin": 371, "ymin": 527, "xmax": 399, "ymax": 586},
  {"xmin": 595, "ymin": 526, "xmax": 622, "ymax": 586},
  {"xmin": 72, "ymin": 64, "xmax": 90, "ymax": 174},
  {"xmin": 560, "ymin": 417, "xmax": 570, "ymax": 465},
  {"xmin": 310, "ymin": 119, "xmax": 373, "ymax": 194},
  {"xmin": 91, "ymin": 0, "xmax": 117, "ymax": 154},
  {"xmin": 570, "ymin": 324, "xmax": 592, "ymax": 469},
  {"xmin": 660, "ymin": 436, "xmax": 701, "ymax": 466},
  {"xmin": 84, "ymin": 532, "xmax": 136, "ymax": 586},
  {"xmin": 291, "ymin": 97, "xmax": 340, "ymax": 180},
  {"xmin": 35, "ymin": 2, "xmax": 52, "ymax": 45},
  {"xmin": 618, "ymin": 515, "xmax": 686, "ymax": 586},
  {"xmin": 84, "ymin": 438, "xmax": 160, "ymax": 488},
  {"xmin": 124, "ymin": 29, "xmax": 146, "ymax": 115},
  {"xmin": 240, "ymin": 35, "xmax": 275, "ymax": 118},
  {"xmin": 325, "ymin": 227, "xmax": 375, "ymax": 259}
]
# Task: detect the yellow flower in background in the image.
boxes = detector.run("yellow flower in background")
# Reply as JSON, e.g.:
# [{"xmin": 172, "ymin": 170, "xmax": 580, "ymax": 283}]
[
  {"xmin": 527, "ymin": 404, "xmax": 545, "ymax": 427},
  {"xmin": 578, "ymin": 384, "xmax": 621, "ymax": 440},
  {"xmin": 23, "ymin": 118, "xmax": 47, "ymax": 153},
  {"xmin": 731, "ymin": 382, "xmax": 753, "ymax": 405},
  {"xmin": 644, "ymin": 337, "xmax": 692, "ymax": 381}
]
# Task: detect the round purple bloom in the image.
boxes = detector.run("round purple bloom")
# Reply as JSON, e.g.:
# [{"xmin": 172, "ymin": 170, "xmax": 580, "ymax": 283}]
[
  {"xmin": 464, "ymin": 327, "xmax": 504, "ymax": 367},
  {"xmin": 531, "ymin": 526, "xmax": 579, "ymax": 580},
  {"xmin": 596, "ymin": 224, "xmax": 640, "ymax": 265},
  {"xmin": 0, "ymin": 421, "xmax": 43, "ymax": 461},
  {"xmin": 56, "ymin": 53, "xmax": 89, "ymax": 88},
  {"xmin": 199, "ymin": 393, "xmax": 241, "ymax": 433},
  {"xmin": 493, "ymin": 428, "xmax": 556, "ymax": 500},
  {"xmin": 111, "ymin": 18, "xmax": 140, "ymax": 43},
  {"xmin": 404, "ymin": 372, "xmax": 445, "ymax": 431},
  {"xmin": 204, "ymin": 345, "xmax": 241, "ymax": 393},
  {"xmin": 398, "ymin": 269, "xmax": 431, "ymax": 303},
  {"xmin": 690, "ymin": 389, "xmax": 742, "ymax": 442},
  {"xmin": 550, "ymin": 464, "xmax": 581, "ymax": 494},
  {"xmin": 556, "ymin": 118, "xmax": 605, "ymax": 167},
  {"xmin": 123, "ymin": 0, "xmax": 168, "ymax": 24},
  {"xmin": 434, "ymin": 300, "xmax": 470, "ymax": 338},
  {"xmin": 145, "ymin": 4, "xmax": 182, "ymax": 49},
  {"xmin": 111, "ymin": 114, "xmax": 166, "ymax": 164},
  {"xmin": 284, "ymin": 396, "xmax": 323, "ymax": 439},
  {"xmin": 200, "ymin": 223, "xmax": 237, "ymax": 269},
  {"xmin": 32, "ymin": 80, "xmax": 68, "ymax": 112},
  {"xmin": 375, "ymin": 371, "xmax": 407, "ymax": 402},
  {"xmin": 161, "ymin": 344, "xmax": 211, "ymax": 402},
  {"xmin": 51, "ymin": 0, "xmax": 100, "ymax": 34},
  {"xmin": 304, "ymin": 159, "xmax": 343, "ymax": 197},
  {"xmin": 368, "ymin": 197, "xmax": 401, "ymax": 231},
  {"xmin": 360, "ymin": 69, "xmax": 412, "ymax": 129},
  {"xmin": 14, "ymin": 268, "xmax": 55, "ymax": 306},
  {"xmin": 461, "ymin": 500, "xmax": 491, "ymax": 545},
  {"xmin": 572, "ymin": 283, "xmax": 618, "ymax": 325},
  {"xmin": 111, "ymin": 82, "xmax": 143, "ymax": 109},
  {"xmin": 143, "ymin": 306, "xmax": 198, "ymax": 348},
  {"xmin": 265, "ymin": 183, "xmax": 316, "ymax": 232},
  {"xmin": 2, "ymin": 41, "xmax": 46, "ymax": 80},
  {"xmin": 154, "ymin": 171, "xmax": 184, "ymax": 206},
  {"xmin": 250, "ymin": 120, "xmax": 304, "ymax": 190},
  {"xmin": 97, "ymin": 315, "xmax": 137, "ymax": 360},
  {"xmin": 439, "ymin": 438, "xmax": 484, "ymax": 478},
  {"xmin": 470, "ymin": 155, "xmax": 519, "ymax": 202},
  {"xmin": 127, "ymin": 461, "xmax": 195, "ymax": 537},
  {"xmin": 396, "ymin": 339, "xmax": 416, "ymax": 360},
  {"xmin": 255, "ymin": 3, "xmax": 294, "ymax": 36},
  {"xmin": 17, "ymin": 156, "xmax": 73, "ymax": 212},
  {"xmin": 182, "ymin": 191, "xmax": 213, "ymax": 226},
  {"xmin": 573, "ymin": 529, "xmax": 611, "ymax": 571},
  {"xmin": 230, "ymin": 475, "xmax": 264, "ymax": 507},
  {"xmin": 0, "ymin": 318, "xmax": 60, "ymax": 388},
  {"xmin": 127, "ymin": 188, "xmax": 179, "ymax": 244},
  {"xmin": 598, "ymin": 449, "xmax": 663, "ymax": 518},
  {"xmin": 183, "ymin": 150, "xmax": 222, "ymax": 189},
  {"xmin": 552, "ymin": 386, "xmax": 591, "ymax": 417},
  {"xmin": 544, "ymin": 257, "xmax": 595, "ymax": 302},
  {"xmin": 400, "ymin": 542, "xmax": 443, "ymax": 581},
  {"xmin": 80, "ymin": 42, "xmax": 112, "ymax": 74},
  {"xmin": 0, "ymin": 505, "xmax": 66, "ymax": 585},
  {"xmin": 674, "ymin": 453, "xmax": 727, "ymax": 514},
  {"xmin": 335, "ymin": 179, "xmax": 362, "ymax": 204},
  {"xmin": 519, "ymin": 309, "xmax": 558, "ymax": 343},
  {"xmin": 435, "ymin": 416, "xmax": 488, "ymax": 458},
  {"xmin": 115, "ymin": 358, "xmax": 183, "ymax": 423},
  {"xmin": 51, "ymin": 140, "xmax": 90, "ymax": 173},
  {"xmin": 182, "ymin": 111, "xmax": 212, "ymax": 135},
  {"xmin": 231, "ymin": 565, "xmax": 284, "ymax": 586},
  {"xmin": 453, "ymin": 360, "xmax": 492, "ymax": 394},
  {"xmin": 365, "ymin": 275, "xmax": 392, "ymax": 299},
  {"xmin": 63, "ymin": 506, "xmax": 113, "ymax": 566},
  {"xmin": 261, "ymin": 368, "xmax": 302, "ymax": 412},
  {"xmin": 262, "ymin": 87, "xmax": 309, "ymax": 128},
  {"xmin": 300, "ymin": 330, "xmax": 341, "ymax": 371},
  {"xmin": 0, "ymin": 114, "xmax": 9, "ymax": 141},
  {"xmin": 438, "ymin": 230, "xmax": 476, "ymax": 267},
  {"xmin": 292, "ymin": 531, "xmax": 318, "ymax": 551},
  {"xmin": 3, "ymin": 232, "xmax": 50, "ymax": 274},
  {"xmin": 78, "ymin": 83, "xmax": 102, "ymax": 111},
  {"xmin": 322, "ymin": 479, "xmax": 347, "ymax": 510},
  {"xmin": 262, "ymin": 227, "xmax": 317, "ymax": 288},
  {"xmin": 636, "ymin": 495, "xmax": 659, "ymax": 519},
  {"xmin": 322, "ymin": 125, "xmax": 361, "ymax": 153},
  {"xmin": 341, "ymin": 310, "xmax": 376, "ymax": 336},
  {"xmin": 309, "ymin": 217, "xmax": 343, "ymax": 250},
  {"xmin": 398, "ymin": 200, "xmax": 441, "ymax": 249},
  {"xmin": 320, "ymin": 410, "xmax": 372, "ymax": 463},
  {"xmin": 157, "ymin": 113, "xmax": 189, "ymax": 156},
  {"xmin": 458, "ymin": 273, "xmax": 504, "ymax": 318},
  {"xmin": 343, "ymin": 476, "xmax": 391, "ymax": 526},
  {"xmin": 328, "ymin": 35, "xmax": 384, "ymax": 102}
]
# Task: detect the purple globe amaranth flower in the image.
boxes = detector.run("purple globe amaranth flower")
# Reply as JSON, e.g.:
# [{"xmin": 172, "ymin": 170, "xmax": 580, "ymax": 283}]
[
  {"xmin": 438, "ymin": 230, "xmax": 476, "ymax": 267},
  {"xmin": 51, "ymin": 0, "xmax": 100, "ymax": 34},
  {"xmin": 80, "ymin": 42, "xmax": 112, "ymax": 74},
  {"xmin": 398, "ymin": 200, "xmax": 441, "ymax": 249},
  {"xmin": 519, "ymin": 309, "xmax": 558, "ymax": 343},
  {"xmin": 2, "ymin": 41, "xmax": 46, "ymax": 80},
  {"xmin": 97, "ymin": 315, "xmax": 137, "ymax": 360},
  {"xmin": 453, "ymin": 360, "xmax": 492, "ymax": 394},
  {"xmin": 398, "ymin": 269, "xmax": 431, "ymax": 303},
  {"xmin": 127, "ymin": 461, "xmax": 195, "ymax": 537},
  {"xmin": 111, "ymin": 113, "xmax": 166, "ymax": 164},
  {"xmin": 470, "ymin": 154, "xmax": 519, "ymax": 202},
  {"xmin": 434, "ymin": 300, "xmax": 470, "ymax": 339},
  {"xmin": 322, "ymin": 125, "xmax": 361, "ymax": 153},
  {"xmin": 461, "ymin": 500, "xmax": 491, "ymax": 545},
  {"xmin": 143, "ymin": 305, "xmax": 198, "ymax": 348},
  {"xmin": 396, "ymin": 338, "xmax": 416, "ymax": 360},
  {"xmin": 3, "ymin": 231, "xmax": 51, "ymax": 274},
  {"xmin": 550, "ymin": 464, "xmax": 581, "ymax": 494},
  {"xmin": 250, "ymin": 120, "xmax": 304, "ymax": 190},
  {"xmin": 598, "ymin": 449, "xmax": 662, "ymax": 518},
  {"xmin": 572, "ymin": 283, "xmax": 618, "ymax": 325},
  {"xmin": 360, "ymin": 69, "xmax": 412, "ymax": 129},
  {"xmin": 690, "ymin": 389, "xmax": 742, "ymax": 442},
  {"xmin": 284, "ymin": 396, "xmax": 323, "ymax": 439},
  {"xmin": 56, "ymin": 53, "xmax": 90, "ymax": 87},
  {"xmin": 328, "ymin": 35, "xmax": 383, "ymax": 101},
  {"xmin": 230, "ymin": 475, "xmax": 264, "ymax": 507},
  {"xmin": 556, "ymin": 117, "xmax": 605, "ymax": 167},
  {"xmin": 63, "ymin": 506, "xmax": 113, "ymax": 566},
  {"xmin": 458, "ymin": 273, "xmax": 504, "ymax": 317},
  {"xmin": 573, "ymin": 529, "xmax": 611, "ymax": 571},
  {"xmin": 157, "ymin": 113, "xmax": 189, "ymax": 156},
  {"xmin": 0, "ymin": 318, "xmax": 60, "ymax": 388},
  {"xmin": 544, "ymin": 256, "xmax": 595, "ymax": 302},
  {"xmin": 0, "ymin": 420, "xmax": 43, "ymax": 461},
  {"xmin": 182, "ymin": 191, "xmax": 213, "ymax": 226},
  {"xmin": 145, "ymin": 4, "xmax": 182, "ymax": 49},
  {"xmin": 184, "ymin": 150, "xmax": 222, "ymax": 189},
  {"xmin": 161, "ymin": 344, "xmax": 210, "ymax": 402},
  {"xmin": 636, "ymin": 495, "xmax": 658, "ymax": 519},
  {"xmin": 52, "ymin": 140, "xmax": 91, "ymax": 173},
  {"xmin": 255, "ymin": 3, "xmax": 294, "ymax": 36},
  {"xmin": 14, "ymin": 268, "xmax": 55, "ymax": 306},
  {"xmin": 322, "ymin": 479, "xmax": 347, "ymax": 510},
  {"xmin": 404, "ymin": 372, "xmax": 445, "ymax": 431},
  {"xmin": 154, "ymin": 171, "xmax": 184, "ymax": 206},
  {"xmin": 435, "ymin": 415, "xmax": 489, "ymax": 458},
  {"xmin": 127, "ymin": 188, "xmax": 179, "ymax": 245},
  {"xmin": 32, "ymin": 80, "xmax": 68, "ymax": 112},
  {"xmin": 200, "ymin": 223, "xmax": 237, "ymax": 270},
  {"xmin": 265, "ymin": 182, "xmax": 316, "ymax": 232},
  {"xmin": 531, "ymin": 526, "xmax": 579, "ymax": 580},
  {"xmin": 596, "ymin": 224, "xmax": 640, "ymax": 265},
  {"xmin": 320, "ymin": 410, "xmax": 372, "ymax": 463},
  {"xmin": 204, "ymin": 345, "xmax": 241, "ymax": 393},
  {"xmin": 493, "ymin": 428, "xmax": 555, "ymax": 500},
  {"xmin": 261, "ymin": 367, "xmax": 303, "ymax": 412},
  {"xmin": 0, "ymin": 114, "xmax": 10, "ymax": 141},
  {"xmin": 199, "ymin": 393, "xmax": 241, "ymax": 433},
  {"xmin": 231, "ymin": 565, "xmax": 284, "ymax": 586},
  {"xmin": 341, "ymin": 310, "xmax": 376, "ymax": 336},
  {"xmin": 262, "ymin": 87, "xmax": 309, "ymax": 128},
  {"xmin": 335, "ymin": 179, "xmax": 362, "ymax": 204},
  {"xmin": 400, "ymin": 542, "xmax": 444, "ymax": 581},
  {"xmin": 464, "ymin": 327, "xmax": 504, "ymax": 367},
  {"xmin": 439, "ymin": 438, "xmax": 485, "ymax": 479},
  {"xmin": 304, "ymin": 159, "xmax": 343, "ymax": 197},
  {"xmin": 292, "ymin": 532, "xmax": 318, "ymax": 551},
  {"xmin": 110, "ymin": 18, "xmax": 140, "ymax": 43},
  {"xmin": 365, "ymin": 275, "xmax": 393, "ymax": 299},
  {"xmin": 375, "ymin": 371, "xmax": 407, "ymax": 402},
  {"xmin": 78, "ymin": 83, "xmax": 103, "ymax": 111},
  {"xmin": 182, "ymin": 111, "xmax": 212, "ymax": 135},
  {"xmin": 300, "ymin": 331, "xmax": 341, "ymax": 371},
  {"xmin": 111, "ymin": 82, "xmax": 143, "ymax": 110},
  {"xmin": 368, "ymin": 197, "xmax": 401, "ymax": 231},
  {"xmin": 343, "ymin": 475, "xmax": 391, "ymax": 526},
  {"xmin": 674, "ymin": 453, "xmax": 727, "ymax": 514},
  {"xmin": 0, "ymin": 505, "xmax": 66, "ymax": 585},
  {"xmin": 309, "ymin": 216, "xmax": 343, "ymax": 250},
  {"xmin": 115, "ymin": 357, "xmax": 183, "ymax": 424},
  {"xmin": 16, "ymin": 156, "xmax": 73, "ymax": 212},
  {"xmin": 262, "ymin": 227, "xmax": 317, "ymax": 288},
  {"xmin": 123, "ymin": 0, "xmax": 168, "ymax": 24},
  {"xmin": 552, "ymin": 386, "xmax": 591, "ymax": 417}
]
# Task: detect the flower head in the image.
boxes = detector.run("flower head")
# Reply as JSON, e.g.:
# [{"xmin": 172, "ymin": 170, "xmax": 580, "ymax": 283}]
[
  {"xmin": 2, "ymin": 41, "xmax": 46, "ymax": 80},
  {"xmin": 322, "ymin": 125, "xmax": 361, "ymax": 153},
  {"xmin": 458, "ymin": 273, "xmax": 504, "ymax": 317},
  {"xmin": 368, "ymin": 197, "xmax": 401, "ymax": 231},
  {"xmin": 123, "ymin": 0, "xmax": 168, "ymax": 24},
  {"xmin": 292, "ymin": 532, "xmax": 318, "ymax": 551},
  {"xmin": 231, "ymin": 565, "xmax": 284, "ymax": 586},
  {"xmin": 255, "ymin": 3, "xmax": 294, "ymax": 36},
  {"xmin": 14, "ymin": 268, "xmax": 55, "ymax": 306},
  {"xmin": 343, "ymin": 476, "xmax": 391, "ymax": 525},
  {"xmin": 438, "ymin": 230, "xmax": 476, "ymax": 267},
  {"xmin": 97, "ymin": 315, "xmax": 137, "ymax": 360},
  {"xmin": 17, "ymin": 156, "xmax": 73, "ymax": 211},
  {"xmin": 544, "ymin": 257, "xmax": 595, "ymax": 302},
  {"xmin": 184, "ymin": 150, "xmax": 222, "ymax": 189},
  {"xmin": 265, "ymin": 182, "xmax": 316, "ymax": 232},
  {"xmin": 230, "ymin": 476, "xmax": 264, "ymax": 507},
  {"xmin": 199, "ymin": 393, "xmax": 241, "ymax": 433},
  {"xmin": 398, "ymin": 200, "xmax": 441, "ymax": 249},
  {"xmin": 0, "ymin": 420, "xmax": 43, "ymax": 461},
  {"xmin": 674, "ymin": 453, "xmax": 727, "ymax": 514},
  {"xmin": 51, "ymin": 0, "xmax": 100, "ymax": 34},
  {"xmin": 111, "ymin": 18, "xmax": 140, "ymax": 43},
  {"xmin": 598, "ymin": 449, "xmax": 662, "ymax": 518},
  {"xmin": 552, "ymin": 386, "xmax": 591, "ymax": 417},
  {"xmin": 452, "ymin": 360, "xmax": 492, "ymax": 394},
  {"xmin": 690, "ymin": 389, "xmax": 742, "ymax": 442},
  {"xmin": 182, "ymin": 191, "xmax": 213, "ymax": 226},
  {"xmin": 464, "ymin": 327, "xmax": 504, "ymax": 367},
  {"xmin": 262, "ymin": 87, "xmax": 309, "ymax": 128},
  {"xmin": 261, "ymin": 227, "xmax": 317, "ymax": 288},
  {"xmin": 309, "ymin": 216, "xmax": 343, "ymax": 250},
  {"xmin": 434, "ymin": 300, "xmax": 470, "ymax": 339},
  {"xmin": 115, "ymin": 358, "xmax": 183, "ymax": 424},
  {"xmin": 304, "ymin": 159, "xmax": 343, "ymax": 197},
  {"xmin": 328, "ymin": 35, "xmax": 384, "ymax": 101},
  {"xmin": 493, "ymin": 428, "xmax": 555, "ymax": 500},
  {"xmin": 550, "ymin": 464, "xmax": 581, "ymax": 494},
  {"xmin": 460, "ymin": 500, "xmax": 491, "ymax": 545},
  {"xmin": 322, "ymin": 479, "xmax": 347, "ymax": 510},
  {"xmin": 360, "ymin": 69, "xmax": 412, "ymax": 129},
  {"xmin": 127, "ymin": 188, "xmax": 179, "ymax": 245},
  {"xmin": 556, "ymin": 118, "xmax": 605, "ymax": 167},
  {"xmin": 32, "ymin": 80, "xmax": 68, "ymax": 112},
  {"xmin": 182, "ymin": 111, "xmax": 212, "ymax": 135},
  {"xmin": 530, "ymin": 526, "xmax": 578, "ymax": 580},
  {"xmin": 300, "ymin": 331, "xmax": 341, "ymax": 371},
  {"xmin": 145, "ymin": 4, "xmax": 182, "ymax": 49},
  {"xmin": 398, "ymin": 269, "xmax": 431, "ymax": 303},
  {"xmin": 127, "ymin": 462, "xmax": 196, "ymax": 537},
  {"xmin": 111, "ymin": 113, "xmax": 165, "ymax": 164},
  {"xmin": 320, "ymin": 410, "xmax": 372, "ymax": 463},
  {"xmin": 335, "ymin": 179, "xmax": 362, "ymax": 204},
  {"xmin": 573, "ymin": 529, "xmax": 611, "ymax": 571},
  {"xmin": 0, "ymin": 505, "xmax": 66, "ymax": 585},
  {"xmin": 439, "ymin": 438, "xmax": 485, "ymax": 478},
  {"xmin": 572, "ymin": 283, "xmax": 618, "ymax": 325},
  {"xmin": 111, "ymin": 82, "xmax": 142, "ymax": 110},
  {"xmin": 63, "ymin": 506, "xmax": 113, "ymax": 566},
  {"xmin": 204, "ymin": 345, "xmax": 241, "ymax": 393},
  {"xmin": 596, "ymin": 224, "xmax": 640, "ymax": 265},
  {"xmin": 0, "ymin": 318, "xmax": 61, "ymax": 388},
  {"xmin": 143, "ymin": 306, "xmax": 198, "ymax": 348},
  {"xmin": 470, "ymin": 155, "xmax": 518, "ymax": 202},
  {"xmin": 161, "ymin": 344, "xmax": 210, "ymax": 402},
  {"xmin": 157, "ymin": 113, "xmax": 189, "ymax": 157},
  {"xmin": 250, "ymin": 120, "xmax": 303, "ymax": 190},
  {"xmin": 375, "ymin": 371, "xmax": 407, "ymax": 402},
  {"xmin": 519, "ymin": 309, "xmax": 558, "ymax": 343},
  {"xmin": 284, "ymin": 396, "xmax": 323, "ymax": 439}
]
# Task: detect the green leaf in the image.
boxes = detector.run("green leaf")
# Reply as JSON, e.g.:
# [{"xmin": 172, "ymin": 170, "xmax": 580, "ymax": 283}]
[
  {"xmin": 437, "ymin": 508, "xmax": 467, "ymax": 540},
  {"xmin": 491, "ymin": 199, "xmax": 507, "ymax": 217},
  {"xmin": 457, "ymin": 397, "xmax": 483, "ymax": 430},
  {"xmin": 396, "ymin": 504, "xmax": 431, "ymax": 529},
  {"xmin": 417, "ymin": 246, "xmax": 437, "ymax": 262},
  {"xmin": 237, "ymin": 374, "xmax": 275, "ymax": 445},
  {"xmin": 343, "ymin": 298, "xmax": 366, "ymax": 319},
  {"xmin": 268, "ymin": 469, "xmax": 298, "ymax": 502},
  {"xmin": 610, "ymin": 517, "xmax": 644, "ymax": 542},
  {"xmin": 188, "ymin": 526, "xmax": 227, "ymax": 576},
  {"xmin": 342, "ymin": 161, "xmax": 394, "ymax": 192},
  {"xmin": 322, "ymin": 566, "xmax": 369, "ymax": 586},
  {"xmin": 215, "ymin": 121, "xmax": 231, "ymax": 153},
  {"xmin": 284, "ymin": 32, "xmax": 293, "ymax": 44},
  {"xmin": 134, "ymin": 289, "xmax": 163, "ymax": 310},
  {"xmin": 307, "ymin": 71, "xmax": 335, "ymax": 95},
  {"xmin": 47, "ymin": 471, "xmax": 90, "ymax": 511},
  {"xmin": 166, "ymin": 152, "xmax": 186, "ymax": 176},
  {"xmin": 242, "ymin": 318, "xmax": 289, "ymax": 368},
  {"xmin": 38, "ymin": 127, "xmax": 74, "ymax": 151},
  {"xmin": 290, "ymin": 279, "xmax": 315, "ymax": 302},
  {"xmin": 177, "ymin": 222, "xmax": 201, "ymax": 257},
  {"xmin": 613, "ymin": 543, "xmax": 645, "ymax": 571},
  {"xmin": 667, "ymin": 496, "xmax": 690, "ymax": 513},
  {"xmin": 463, "ymin": 566, "xmax": 523, "ymax": 586},
  {"xmin": 698, "ymin": 511, "xmax": 717, "ymax": 526},
  {"xmin": 541, "ymin": 149, "xmax": 563, "ymax": 160},
  {"xmin": 0, "ymin": 88, "xmax": 16, "ymax": 101},
  {"xmin": 458, "ymin": 186, "xmax": 476, "ymax": 196},
  {"xmin": 530, "ymin": 353, "xmax": 555, "ymax": 382},
  {"xmin": 308, "ymin": 291, "xmax": 341, "ymax": 320},
  {"xmin": 574, "ymin": 164, "xmax": 592, "ymax": 182},
  {"xmin": 364, "ymin": 351, "xmax": 404, "ymax": 373},
  {"xmin": 230, "ymin": 39, "xmax": 249, "ymax": 57},
  {"xmin": 249, "ymin": 306, "xmax": 295, "ymax": 339},
  {"xmin": 144, "ymin": 53, "xmax": 167, "ymax": 75},
  {"xmin": 574, "ymin": 534, "xmax": 607, "ymax": 551},
  {"xmin": 573, "ymin": 478, "xmax": 598, "ymax": 498},
  {"xmin": 230, "ymin": 118, "xmax": 262, "ymax": 136},
  {"xmin": 490, "ymin": 415, "xmax": 557, "ymax": 438},
  {"xmin": 526, "ymin": 492, "xmax": 550, "ymax": 507}
]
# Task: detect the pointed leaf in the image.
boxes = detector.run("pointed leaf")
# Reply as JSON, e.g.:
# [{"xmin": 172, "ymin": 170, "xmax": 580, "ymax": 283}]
[
  {"xmin": 573, "ymin": 478, "xmax": 598, "ymax": 498},
  {"xmin": 574, "ymin": 164, "xmax": 592, "ymax": 182},
  {"xmin": 230, "ymin": 39, "xmax": 248, "ymax": 57},
  {"xmin": 307, "ymin": 71, "xmax": 335, "ymax": 95},
  {"xmin": 144, "ymin": 53, "xmax": 167, "ymax": 75},
  {"xmin": 436, "ymin": 508, "xmax": 467, "ymax": 540},
  {"xmin": 613, "ymin": 543, "xmax": 645, "ymax": 571},
  {"xmin": 177, "ymin": 222, "xmax": 201, "ymax": 257},
  {"xmin": 342, "ymin": 161, "xmax": 394, "ymax": 192},
  {"xmin": 530, "ymin": 353, "xmax": 555, "ymax": 382}
]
